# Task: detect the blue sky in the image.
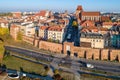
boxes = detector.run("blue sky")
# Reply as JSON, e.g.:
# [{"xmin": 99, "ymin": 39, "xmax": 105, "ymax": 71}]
[{"xmin": 0, "ymin": 0, "xmax": 120, "ymax": 12}]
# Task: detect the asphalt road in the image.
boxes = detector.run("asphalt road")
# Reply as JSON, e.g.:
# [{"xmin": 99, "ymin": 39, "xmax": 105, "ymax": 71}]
[{"xmin": 63, "ymin": 16, "xmax": 80, "ymax": 46}]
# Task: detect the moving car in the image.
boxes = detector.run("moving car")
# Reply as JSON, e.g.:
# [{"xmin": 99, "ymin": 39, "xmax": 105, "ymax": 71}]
[{"xmin": 86, "ymin": 63, "xmax": 94, "ymax": 68}]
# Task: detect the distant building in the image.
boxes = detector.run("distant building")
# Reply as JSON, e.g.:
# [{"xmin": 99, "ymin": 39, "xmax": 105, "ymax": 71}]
[
  {"xmin": 101, "ymin": 16, "xmax": 110, "ymax": 22},
  {"xmin": 0, "ymin": 18, "xmax": 8, "ymax": 28},
  {"xmin": 12, "ymin": 12, "xmax": 22, "ymax": 18},
  {"xmin": 102, "ymin": 22, "xmax": 113, "ymax": 29},
  {"xmin": 35, "ymin": 10, "xmax": 49, "ymax": 20}
]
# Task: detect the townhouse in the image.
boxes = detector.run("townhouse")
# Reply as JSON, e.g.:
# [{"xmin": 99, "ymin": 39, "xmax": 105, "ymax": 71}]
[
  {"xmin": 80, "ymin": 33, "xmax": 109, "ymax": 48},
  {"xmin": 47, "ymin": 26, "xmax": 64, "ymax": 43}
]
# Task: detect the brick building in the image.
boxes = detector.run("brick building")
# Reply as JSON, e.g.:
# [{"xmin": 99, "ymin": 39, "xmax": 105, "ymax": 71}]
[
  {"xmin": 75, "ymin": 5, "xmax": 101, "ymax": 22},
  {"xmin": 10, "ymin": 24, "xmax": 20, "ymax": 40}
]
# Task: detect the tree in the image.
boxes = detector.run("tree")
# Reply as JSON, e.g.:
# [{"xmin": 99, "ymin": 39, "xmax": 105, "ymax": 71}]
[
  {"xmin": 0, "ymin": 27, "xmax": 9, "ymax": 35},
  {"xmin": 55, "ymin": 40, "xmax": 59, "ymax": 43},
  {"xmin": 72, "ymin": 21, "xmax": 78, "ymax": 28},
  {"xmin": 54, "ymin": 69, "xmax": 59, "ymax": 75},
  {"xmin": 53, "ymin": 74, "xmax": 62, "ymax": 80},
  {"xmin": 43, "ymin": 65, "xmax": 50, "ymax": 76},
  {"xmin": 17, "ymin": 31, "xmax": 23, "ymax": 40},
  {"xmin": 0, "ymin": 41, "xmax": 4, "ymax": 63}
]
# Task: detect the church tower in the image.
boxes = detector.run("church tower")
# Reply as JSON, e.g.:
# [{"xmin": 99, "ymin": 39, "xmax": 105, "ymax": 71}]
[{"xmin": 75, "ymin": 5, "xmax": 83, "ymax": 22}]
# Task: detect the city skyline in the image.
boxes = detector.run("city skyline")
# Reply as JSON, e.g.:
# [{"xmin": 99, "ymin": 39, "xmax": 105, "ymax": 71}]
[{"xmin": 0, "ymin": 0, "xmax": 120, "ymax": 13}]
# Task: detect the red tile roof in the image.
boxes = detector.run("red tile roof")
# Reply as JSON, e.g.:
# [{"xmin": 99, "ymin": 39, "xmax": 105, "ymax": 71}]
[
  {"xmin": 81, "ymin": 11, "xmax": 100, "ymax": 16},
  {"xmin": 0, "ymin": 18, "xmax": 8, "ymax": 23},
  {"xmin": 48, "ymin": 26, "xmax": 62, "ymax": 31},
  {"xmin": 99, "ymin": 28, "xmax": 108, "ymax": 31},
  {"xmin": 101, "ymin": 16, "xmax": 110, "ymax": 21},
  {"xmin": 35, "ymin": 10, "xmax": 47, "ymax": 17},
  {"xmin": 40, "ymin": 26, "xmax": 49, "ymax": 30},
  {"xmin": 102, "ymin": 22, "xmax": 113, "ymax": 26},
  {"xmin": 80, "ymin": 20, "xmax": 95, "ymax": 27},
  {"xmin": 10, "ymin": 24, "xmax": 19, "ymax": 29}
]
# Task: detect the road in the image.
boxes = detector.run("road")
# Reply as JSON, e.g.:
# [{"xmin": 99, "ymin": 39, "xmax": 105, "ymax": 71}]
[
  {"xmin": 4, "ymin": 46, "xmax": 120, "ymax": 79},
  {"xmin": 63, "ymin": 16, "xmax": 80, "ymax": 46}
]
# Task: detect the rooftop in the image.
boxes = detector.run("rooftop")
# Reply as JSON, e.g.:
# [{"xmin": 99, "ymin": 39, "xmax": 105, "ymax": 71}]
[
  {"xmin": 81, "ymin": 11, "xmax": 100, "ymax": 16},
  {"xmin": 80, "ymin": 32, "xmax": 104, "ymax": 39}
]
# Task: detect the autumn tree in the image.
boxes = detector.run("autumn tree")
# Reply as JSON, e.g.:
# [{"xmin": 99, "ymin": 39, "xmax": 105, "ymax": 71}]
[
  {"xmin": 72, "ymin": 21, "xmax": 78, "ymax": 28},
  {"xmin": 17, "ymin": 31, "xmax": 23, "ymax": 40},
  {"xmin": 0, "ymin": 27, "xmax": 9, "ymax": 35}
]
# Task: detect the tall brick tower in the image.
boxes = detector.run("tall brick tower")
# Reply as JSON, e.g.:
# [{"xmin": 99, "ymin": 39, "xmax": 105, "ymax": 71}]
[{"xmin": 75, "ymin": 5, "xmax": 83, "ymax": 23}]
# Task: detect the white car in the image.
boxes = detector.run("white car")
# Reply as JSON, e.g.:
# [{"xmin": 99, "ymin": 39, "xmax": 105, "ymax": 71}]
[
  {"xmin": 8, "ymin": 73, "xmax": 19, "ymax": 79},
  {"xmin": 86, "ymin": 64, "xmax": 94, "ymax": 68}
]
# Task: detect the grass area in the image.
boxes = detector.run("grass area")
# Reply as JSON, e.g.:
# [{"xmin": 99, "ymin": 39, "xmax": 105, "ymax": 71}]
[
  {"xmin": 2, "ymin": 55, "xmax": 46, "ymax": 75},
  {"xmin": 9, "ymin": 51, "xmax": 51, "ymax": 64},
  {"xmin": 80, "ymin": 74, "xmax": 117, "ymax": 80},
  {"xmin": 80, "ymin": 67, "xmax": 120, "ymax": 77},
  {"xmin": 59, "ymin": 71, "xmax": 75, "ymax": 80},
  {"xmin": 6, "ymin": 40, "xmax": 55, "ymax": 55}
]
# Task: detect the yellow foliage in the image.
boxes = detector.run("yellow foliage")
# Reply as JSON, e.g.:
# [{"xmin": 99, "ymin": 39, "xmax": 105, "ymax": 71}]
[
  {"xmin": 0, "ymin": 27, "xmax": 9, "ymax": 35},
  {"xmin": 0, "ymin": 43, "xmax": 4, "ymax": 63},
  {"xmin": 72, "ymin": 21, "xmax": 78, "ymax": 27}
]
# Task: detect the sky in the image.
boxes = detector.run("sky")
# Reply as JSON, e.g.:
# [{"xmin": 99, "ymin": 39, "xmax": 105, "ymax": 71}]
[{"xmin": 0, "ymin": 0, "xmax": 120, "ymax": 13}]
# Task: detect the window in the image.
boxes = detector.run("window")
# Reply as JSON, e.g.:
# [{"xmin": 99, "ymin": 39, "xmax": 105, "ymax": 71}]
[{"xmin": 96, "ymin": 40, "xmax": 98, "ymax": 42}]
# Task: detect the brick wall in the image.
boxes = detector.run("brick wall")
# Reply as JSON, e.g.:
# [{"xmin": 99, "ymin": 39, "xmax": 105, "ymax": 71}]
[
  {"xmin": 63, "ymin": 42, "xmax": 120, "ymax": 62},
  {"xmin": 23, "ymin": 36, "xmax": 120, "ymax": 62},
  {"xmin": 22, "ymin": 35, "xmax": 34, "ymax": 45},
  {"xmin": 39, "ymin": 41, "xmax": 62, "ymax": 53},
  {"xmin": 100, "ymin": 49, "xmax": 109, "ymax": 60},
  {"xmin": 110, "ymin": 50, "xmax": 120, "ymax": 61}
]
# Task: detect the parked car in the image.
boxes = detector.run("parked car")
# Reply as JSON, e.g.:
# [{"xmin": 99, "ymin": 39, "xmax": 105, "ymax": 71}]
[{"xmin": 8, "ymin": 73, "xmax": 19, "ymax": 79}]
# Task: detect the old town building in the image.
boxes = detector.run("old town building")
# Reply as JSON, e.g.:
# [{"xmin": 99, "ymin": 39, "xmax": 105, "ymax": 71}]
[
  {"xmin": 80, "ymin": 33, "xmax": 109, "ymax": 48},
  {"xmin": 75, "ymin": 5, "xmax": 101, "ymax": 22},
  {"xmin": 10, "ymin": 24, "xmax": 20, "ymax": 40}
]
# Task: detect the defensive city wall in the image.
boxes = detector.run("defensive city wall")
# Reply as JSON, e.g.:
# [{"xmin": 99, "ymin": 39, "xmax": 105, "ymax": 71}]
[{"xmin": 23, "ymin": 36, "xmax": 120, "ymax": 62}]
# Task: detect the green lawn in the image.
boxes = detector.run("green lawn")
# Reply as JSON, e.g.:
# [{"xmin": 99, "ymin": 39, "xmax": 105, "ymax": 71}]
[{"xmin": 2, "ymin": 55, "xmax": 45, "ymax": 75}]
